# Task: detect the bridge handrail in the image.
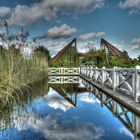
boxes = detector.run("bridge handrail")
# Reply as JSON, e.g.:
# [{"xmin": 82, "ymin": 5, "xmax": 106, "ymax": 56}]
[
  {"xmin": 80, "ymin": 65, "xmax": 140, "ymax": 102},
  {"xmin": 49, "ymin": 67, "xmax": 80, "ymax": 75}
]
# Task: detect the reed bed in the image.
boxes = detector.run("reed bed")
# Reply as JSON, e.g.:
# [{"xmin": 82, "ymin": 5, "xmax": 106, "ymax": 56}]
[{"xmin": 0, "ymin": 46, "xmax": 48, "ymax": 105}]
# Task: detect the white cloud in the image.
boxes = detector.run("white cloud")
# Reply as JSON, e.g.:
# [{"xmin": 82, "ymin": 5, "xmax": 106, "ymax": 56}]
[
  {"xmin": 13, "ymin": 110, "xmax": 104, "ymax": 140},
  {"xmin": 0, "ymin": 7, "xmax": 11, "ymax": 17},
  {"xmin": 119, "ymin": 127, "xmax": 134, "ymax": 139},
  {"xmin": 79, "ymin": 32, "xmax": 106, "ymax": 40},
  {"xmin": 129, "ymin": 38, "xmax": 140, "ymax": 51},
  {"xmin": 119, "ymin": 0, "xmax": 140, "ymax": 14},
  {"xmin": 44, "ymin": 0, "xmax": 105, "ymax": 12},
  {"xmin": 40, "ymin": 40, "xmax": 96, "ymax": 56},
  {"xmin": 7, "ymin": 0, "xmax": 105, "ymax": 26},
  {"xmin": 8, "ymin": 4, "xmax": 49, "ymax": 26},
  {"xmin": 46, "ymin": 95, "xmax": 74, "ymax": 112},
  {"xmin": 77, "ymin": 40, "xmax": 99, "ymax": 53},
  {"xmin": 112, "ymin": 43, "xmax": 125, "ymax": 51},
  {"xmin": 42, "ymin": 40, "xmax": 67, "ymax": 56},
  {"xmin": 79, "ymin": 94, "xmax": 100, "ymax": 103},
  {"xmin": 45, "ymin": 24, "xmax": 77, "ymax": 39}
]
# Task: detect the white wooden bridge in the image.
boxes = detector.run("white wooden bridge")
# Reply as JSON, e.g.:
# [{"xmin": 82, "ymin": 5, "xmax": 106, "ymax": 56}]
[
  {"xmin": 48, "ymin": 67, "xmax": 80, "ymax": 75},
  {"xmin": 48, "ymin": 66, "xmax": 140, "ymax": 103},
  {"xmin": 48, "ymin": 66, "xmax": 140, "ymax": 137}
]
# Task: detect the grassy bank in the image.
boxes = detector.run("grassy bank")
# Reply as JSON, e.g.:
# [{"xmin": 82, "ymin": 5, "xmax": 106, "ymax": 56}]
[{"xmin": 0, "ymin": 46, "xmax": 48, "ymax": 105}]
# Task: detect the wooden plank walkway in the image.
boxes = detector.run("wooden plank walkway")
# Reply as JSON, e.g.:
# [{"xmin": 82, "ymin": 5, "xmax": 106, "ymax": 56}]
[{"xmin": 80, "ymin": 74, "xmax": 140, "ymax": 115}]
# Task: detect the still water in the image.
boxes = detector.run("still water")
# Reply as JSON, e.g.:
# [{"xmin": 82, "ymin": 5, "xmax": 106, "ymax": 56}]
[{"xmin": 0, "ymin": 76, "xmax": 139, "ymax": 140}]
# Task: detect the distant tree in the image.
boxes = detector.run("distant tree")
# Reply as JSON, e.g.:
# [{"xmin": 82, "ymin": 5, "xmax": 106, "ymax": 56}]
[
  {"xmin": 138, "ymin": 55, "xmax": 140, "ymax": 62},
  {"xmin": 33, "ymin": 45, "xmax": 51, "ymax": 60}
]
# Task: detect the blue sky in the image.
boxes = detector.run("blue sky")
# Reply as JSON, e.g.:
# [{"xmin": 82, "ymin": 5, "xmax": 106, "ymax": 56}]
[{"xmin": 0, "ymin": 0, "xmax": 140, "ymax": 58}]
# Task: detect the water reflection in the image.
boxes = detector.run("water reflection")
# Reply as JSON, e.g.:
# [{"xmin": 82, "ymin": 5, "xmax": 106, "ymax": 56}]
[
  {"xmin": 82, "ymin": 79, "xmax": 140, "ymax": 140},
  {"xmin": 0, "ymin": 78, "xmax": 49, "ymax": 131},
  {"xmin": 0, "ymin": 76, "xmax": 139, "ymax": 140}
]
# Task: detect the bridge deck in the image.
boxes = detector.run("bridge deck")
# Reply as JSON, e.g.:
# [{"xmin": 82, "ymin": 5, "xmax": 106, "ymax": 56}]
[{"xmin": 80, "ymin": 74, "xmax": 140, "ymax": 115}]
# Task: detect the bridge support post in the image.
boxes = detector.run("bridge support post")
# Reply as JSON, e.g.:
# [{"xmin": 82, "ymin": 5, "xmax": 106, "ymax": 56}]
[
  {"xmin": 101, "ymin": 93, "xmax": 106, "ymax": 107},
  {"xmin": 102, "ymin": 67, "xmax": 106, "ymax": 85},
  {"xmin": 113, "ymin": 101, "xmax": 118, "ymax": 116},
  {"xmin": 95, "ymin": 67, "xmax": 98, "ymax": 82},
  {"xmin": 112, "ymin": 67, "xmax": 119, "ymax": 91},
  {"xmin": 61, "ymin": 67, "xmax": 63, "ymax": 74},
  {"xmin": 132, "ymin": 115, "xmax": 140, "ymax": 137},
  {"xmin": 134, "ymin": 66, "xmax": 140, "ymax": 102}
]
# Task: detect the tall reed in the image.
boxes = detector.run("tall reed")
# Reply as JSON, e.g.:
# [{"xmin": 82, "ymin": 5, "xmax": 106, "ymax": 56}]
[{"xmin": 0, "ymin": 46, "xmax": 48, "ymax": 105}]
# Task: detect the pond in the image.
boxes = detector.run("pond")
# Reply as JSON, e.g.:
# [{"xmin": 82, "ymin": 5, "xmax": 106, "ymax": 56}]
[{"xmin": 0, "ymin": 76, "xmax": 139, "ymax": 140}]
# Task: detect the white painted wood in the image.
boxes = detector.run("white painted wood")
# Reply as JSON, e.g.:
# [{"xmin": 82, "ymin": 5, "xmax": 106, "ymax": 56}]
[
  {"xmin": 80, "ymin": 65, "xmax": 140, "ymax": 102},
  {"xmin": 49, "ymin": 76, "xmax": 80, "ymax": 84}
]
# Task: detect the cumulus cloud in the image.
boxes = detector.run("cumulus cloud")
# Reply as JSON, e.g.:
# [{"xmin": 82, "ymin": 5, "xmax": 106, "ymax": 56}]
[
  {"xmin": 79, "ymin": 94, "xmax": 100, "ymax": 103},
  {"xmin": 0, "ymin": 7, "xmax": 12, "ymax": 17},
  {"xmin": 45, "ymin": 95, "xmax": 74, "ymax": 112},
  {"xmin": 7, "ymin": 0, "xmax": 105, "ymax": 26},
  {"xmin": 79, "ymin": 32, "xmax": 106, "ymax": 40},
  {"xmin": 42, "ymin": 24, "xmax": 77, "ymax": 39},
  {"xmin": 119, "ymin": 127, "xmax": 133, "ymax": 139},
  {"xmin": 119, "ymin": 0, "xmax": 140, "ymax": 14},
  {"xmin": 129, "ymin": 38, "xmax": 140, "ymax": 51},
  {"xmin": 45, "ymin": 40, "xmax": 96, "ymax": 56},
  {"xmin": 13, "ymin": 111, "xmax": 104, "ymax": 140},
  {"xmin": 41, "ymin": 40, "xmax": 67, "ymax": 56},
  {"xmin": 112, "ymin": 43, "xmax": 125, "ymax": 51},
  {"xmin": 77, "ymin": 40, "xmax": 99, "ymax": 53}
]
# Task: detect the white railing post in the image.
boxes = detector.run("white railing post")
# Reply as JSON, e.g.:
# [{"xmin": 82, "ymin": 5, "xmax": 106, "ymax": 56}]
[
  {"xmin": 112, "ymin": 67, "xmax": 118, "ymax": 91},
  {"xmin": 80, "ymin": 66, "xmax": 82, "ymax": 74},
  {"xmin": 61, "ymin": 67, "xmax": 63, "ymax": 74},
  {"xmin": 86, "ymin": 65, "xmax": 88, "ymax": 76},
  {"xmin": 113, "ymin": 101, "xmax": 118, "ymax": 116},
  {"xmin": 95, "ymin": 67, "xmax": 98, "ymax": 82},
  {"xmin": 134, "ymin": 66, "xmax": 140, "ymax": 102},
  {"xmin": 78, "ymin": 67, "xmax": 80, "ymax": 74},
  {"xmin": 101, "ymin": 67, "xmax": 106, "ymax": 85},
  {"xmin": 88, "ymin": 65, "xmax": 91, "ymax": 78}
]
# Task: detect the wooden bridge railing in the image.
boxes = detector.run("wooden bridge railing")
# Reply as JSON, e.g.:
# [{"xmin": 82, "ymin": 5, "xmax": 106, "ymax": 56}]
[
  {"xmin": 80, "ymin": 65, "xmax": 140, "ymax": 102},
  {"xmin": 48, "ymin": 67, "xmax": 80, "ymax": 75},
  {"xmin": 48, "ymin": 66, "xmax": 140, "ymax": 102}
]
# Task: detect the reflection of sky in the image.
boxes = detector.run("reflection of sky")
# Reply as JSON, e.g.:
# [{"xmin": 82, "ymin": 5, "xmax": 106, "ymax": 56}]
[{"xmin": 0, "ymin": 87, "xmax": 135, "ymax": 140}]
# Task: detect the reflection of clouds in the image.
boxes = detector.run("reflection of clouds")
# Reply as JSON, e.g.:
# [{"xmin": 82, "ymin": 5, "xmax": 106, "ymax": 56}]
[
  {"xmin": 119, "ymin": 127, "xmax": 134, "ymax": 139},
  {"xmin": 14, "ymin": 111, "xmax": 104, "ymax": 140},
  {"xmin": 46, "ymin": 96, "xmax": 74, "ymax": 112},
  {"xmin": 79, "ymin": 94, "xmax": 100, "ymax": 104}
]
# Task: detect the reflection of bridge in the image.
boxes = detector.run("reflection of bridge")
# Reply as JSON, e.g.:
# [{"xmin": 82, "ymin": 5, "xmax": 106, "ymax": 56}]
[
  {"xmin": 49, "ymin": 76, "xmax": 87, "ymax": 107},
  {"xmin": 82, "ymin": 79, "xmax": 140, "ymax": 139},
  {"xmin": 50, "ymin": 84, "xmax": 77, "ymax": 107},
  {"xmin": 48, "ymin": 75, "xmax": 140, "ymax": 138}
]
